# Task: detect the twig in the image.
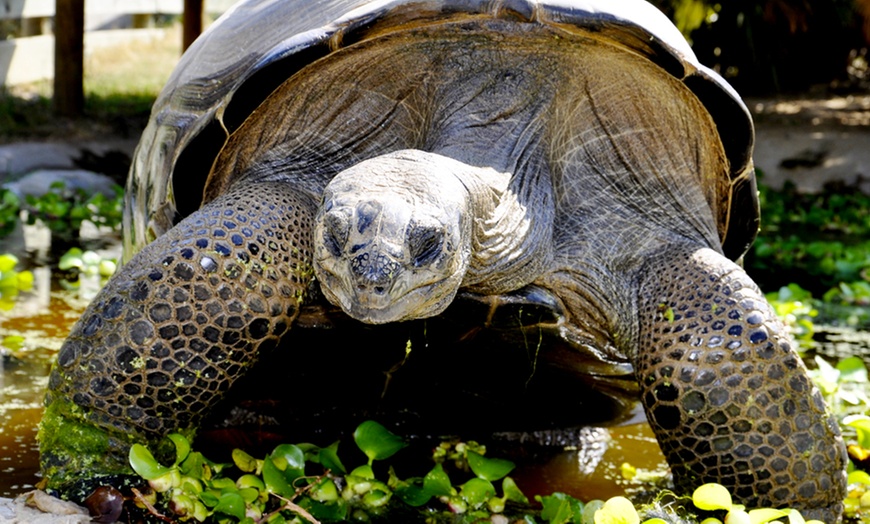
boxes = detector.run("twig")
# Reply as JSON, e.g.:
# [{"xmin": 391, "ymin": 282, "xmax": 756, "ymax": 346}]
[
  {"xmin": 259, "ymin": 493, "xmax": 321, "ymax": 524},
  {"xmin": 131, "ymin": 487, "xmax": 177, "ymax": 524}
]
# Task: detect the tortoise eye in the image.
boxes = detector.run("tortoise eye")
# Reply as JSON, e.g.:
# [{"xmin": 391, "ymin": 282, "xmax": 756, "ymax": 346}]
[
  {"xmin": 409, "ymin": 226, "xmax": 443, "ymax": 267},
  {"xmin": 322, "ymin": 212, "xmax": 350, "ymax": 257}
]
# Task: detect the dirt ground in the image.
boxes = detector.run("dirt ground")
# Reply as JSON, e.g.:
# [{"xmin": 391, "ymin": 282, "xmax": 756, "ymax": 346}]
[{"xmin": 748, "ymin": 92, "xmax": 870, "ymax": 193}]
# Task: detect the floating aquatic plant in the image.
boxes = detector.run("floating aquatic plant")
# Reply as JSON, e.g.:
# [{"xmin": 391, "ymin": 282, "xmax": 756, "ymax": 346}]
[{"xmin": 0, "ymin": 253, "xmax": 33, "ymax": 310}]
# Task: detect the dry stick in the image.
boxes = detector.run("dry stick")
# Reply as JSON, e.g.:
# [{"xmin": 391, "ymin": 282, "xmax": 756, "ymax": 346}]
[
  {"xmin": 131, "ymin": 487, "xmax": 177, "ymax": 524},
  {"xmin": 259, "ymin": 494, "xmax": 321, "ymax": 524},
  {"xmin": 257, "ymin": 474, "xmax": 331, "ymax": 524}
]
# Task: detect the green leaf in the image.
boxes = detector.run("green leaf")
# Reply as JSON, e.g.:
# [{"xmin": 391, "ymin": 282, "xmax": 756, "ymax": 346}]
[
  {"xmin": 785, "ymin": 509, "xmax": 806, "ymax": 524},
  {"xmin": 467, "ymin": 450, "xmax": 515, "ymax": 481},
  {"xmin": 199, "ymin": 491, "xmax": 220, "ymax": 507},
  {"xmin": 693, "ymin": 483, "xmax": 733, "ymax": 511},
  {"xmin": 310, "ymin": 478, "xmax": 340, "ymax": 503},
  {"xmin": 362, "ymin": 481, "xmax": 392, "ymax": 508},
  {"xmin": 837, "ymin": 356, "xmax": 868, "ymax": 383},
  {"xmin": 848, "ymin": 469, "xmax": 870, "ymax": 486},
  {"xmin": 238, "ymin": 487, "xmax": 260, "ymax": 504},
  {"xmin": 214, "ymin": 491, "xmax": 247, "ymax": 520},
  {"xmin": 725, "ymin": 509, "xmax": 752, "ymax": 524},
  {"xmin": 129, "ymin": 443, "xmax": 171, "ymax": 480},
  {"xmin": 502, "ymin": 476, "xmax": 529, "ymax": 504},
  {"xmin": 98, "ymin": 259, "xmax": 117, "ymax": 277},
  {"xmin": 166, "ymin": 433, "xmax": 191, "ymax": 466},
  {"xmin": 583, "ymin": 500, "xmax": 605, "ymax": 524},
  {"xmin": 423, "ymin": 463, "xmax": 453, "ymax": 497},
  {"xmin": 459, "ymin": 478, "xmax": 496, "ymax": 508},
  {"xmin": 270, "ymin": 443, "xmax": 305, "ymax": 481},
  {"xmin": 2, "ymin": 335, "xmax": 25, "ymax": 351},
  {"xmin": 298, "ymin": 497, "xmax": 348, "ymax": 522},
  {"xmin": 594, "ymin": 496, "xmax": 639, "ymax": 524},
  {"xmin": 317, "ymin": 441, "xmax": 346, "ymax": 474},
  {"xmin": 353, "ymin": 420, "xmax": 407, "ymax": 463},
  {"xmin": 237, "ymin": 474, "xmax": 265, "ymax": 492},
  {"xmin": 394, "ymin": 479, "xmax": 432, "ymax": 507},
  {"xmin": 538, "ymin": 492, "xmax": 584, "ymax": 524},
  {"xmin": 749, "ymin": 508, "xmax": 790, "ymax": 524},
  {"xmin": 16, "ymin": 270, "xmax": 32, "ymax": 290},
  {"xmin": 58, "ymin": 248, "xmax": 84, "ymax": 271},
  {"xmin": 0, "ymin": 254, "xmax": 17, "ymax": 272},
  {"xmin": 211, "ymin": 477, "xmax": 237, "ymax": 491},
  {"xmin": 262, "ymin": 456, "xmax": 295, "ymax": 498},
  {"xmin": 845, "ymin": 415, "xmax": 870, "ymax": 449},
  {"xmin": 180, "ymin": 451, "xmax": 212, "ymax": 480},
  {"xmin": 233, "ymin": 448, "xmax": 260, "ymax": 473}
]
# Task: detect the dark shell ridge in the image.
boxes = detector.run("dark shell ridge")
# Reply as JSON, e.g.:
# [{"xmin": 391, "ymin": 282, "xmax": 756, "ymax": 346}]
[{"xmin": 125, "ymin": 0, "xmax": 756, "ymax": 262}]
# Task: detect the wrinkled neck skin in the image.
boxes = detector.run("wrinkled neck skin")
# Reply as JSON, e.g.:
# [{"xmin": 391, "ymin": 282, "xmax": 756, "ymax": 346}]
[{"xmin": 313, "ymin": 149, "xmax": 550, "ymax": 324}]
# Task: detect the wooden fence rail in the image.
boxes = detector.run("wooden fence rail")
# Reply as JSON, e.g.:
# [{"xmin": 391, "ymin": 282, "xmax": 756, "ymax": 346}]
[{"xmin": 1, "ymin": 0, "xmax": 235, "ymax": 116}]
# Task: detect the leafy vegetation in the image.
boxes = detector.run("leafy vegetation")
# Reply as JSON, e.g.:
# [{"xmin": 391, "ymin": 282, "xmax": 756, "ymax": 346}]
[
  {"xmin": 0, "ymin": 189, "xmax": 20, "ymax": 237},
  {"xmin": 126, "ymin": 420, "xmax": 531, "ymax": 523},
  {"xmin": 58, "ymin": 247, "xmax": 118, "ymax": 280},
  {"xmin": 0, "ymin": 253, "xmax": 33, "ymax": 310},
  {"xmin": 806, "ymin": 358, "xmax": 870, "ymax": 524},
  {"xmin": 748, "ymin": 179, "xmax": 870, "ymax": 334},
  {"xmin": 124, "ymin": 420, "xmax": 836, "ymax": 524},
  {"xmin": 23, "ymin": 181, "xmax": 124, "ymax": 237},
  {"xmin": 0, "ymin": 182, "xmax": 124, "ymax": 242},
  {"xmin": 748, "ymin": 181, "xmax": 870, "ymax": 294}
]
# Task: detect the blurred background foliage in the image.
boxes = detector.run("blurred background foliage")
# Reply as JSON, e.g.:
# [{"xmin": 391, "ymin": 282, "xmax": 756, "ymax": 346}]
[{"xmin": 649, "ymin": 0, "xmax": 870, "ymax": 94}]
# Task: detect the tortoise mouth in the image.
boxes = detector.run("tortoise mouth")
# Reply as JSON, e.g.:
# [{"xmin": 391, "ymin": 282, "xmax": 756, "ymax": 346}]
[{"xmin": 315, "ymin": 265, "xmax": 460, "ymax": 324}]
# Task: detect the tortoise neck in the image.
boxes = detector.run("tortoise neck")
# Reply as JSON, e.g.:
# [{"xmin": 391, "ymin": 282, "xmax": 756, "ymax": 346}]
[{"xmin": 458, "ymin": 158, "xmax": 554, "ymax": 295}]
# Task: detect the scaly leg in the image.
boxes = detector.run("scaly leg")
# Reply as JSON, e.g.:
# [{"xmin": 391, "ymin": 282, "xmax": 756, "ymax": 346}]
[
  {"xmin": 39, "ymin": 181, "xmax": 318, "ymax": 495},
  {"xmin": 636, "ymin": 246, "xmax": 846, "ymax": 522}
]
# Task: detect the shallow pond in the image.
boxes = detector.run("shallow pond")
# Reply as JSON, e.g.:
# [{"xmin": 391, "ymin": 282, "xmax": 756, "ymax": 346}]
[{"xmin": 0, "ymin": 223, "xmax": 674, "ymax": 505}]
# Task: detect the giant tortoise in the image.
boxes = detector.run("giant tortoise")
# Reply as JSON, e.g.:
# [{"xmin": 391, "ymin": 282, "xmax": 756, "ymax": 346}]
[{"xmin": 39, "ymin": 0, "xmax": 847, "ymax": 519}]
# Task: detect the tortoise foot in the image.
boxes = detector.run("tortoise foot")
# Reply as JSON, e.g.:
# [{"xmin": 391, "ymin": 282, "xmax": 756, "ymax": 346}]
[
  {"xmin": 39, "ymin": 181, "xmax": 318, "ymax": 490},
  {"xmin": 636, "ymin": 246, "xmax": 846, "ymax": 521}
]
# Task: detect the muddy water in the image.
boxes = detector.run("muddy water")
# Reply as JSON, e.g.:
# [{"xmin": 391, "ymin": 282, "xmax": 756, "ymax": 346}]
[
  {"xmin": 0, "ymin": 229, "xmax": 670, "ymax": 503},
  {"xmin": 0, "ymin": 274, "xmax": 93, "ymax": 497}
]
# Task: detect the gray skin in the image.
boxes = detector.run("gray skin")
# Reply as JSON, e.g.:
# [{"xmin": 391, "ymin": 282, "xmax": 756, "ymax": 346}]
[{"xmin": 40, "ymin": 19, "xmax": 846, "ymax": 520}]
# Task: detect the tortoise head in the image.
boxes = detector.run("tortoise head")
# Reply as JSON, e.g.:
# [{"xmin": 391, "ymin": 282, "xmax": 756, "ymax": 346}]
[{"xmin": 313, "ymin": 150, "xmax": 473, "ymax": 324}]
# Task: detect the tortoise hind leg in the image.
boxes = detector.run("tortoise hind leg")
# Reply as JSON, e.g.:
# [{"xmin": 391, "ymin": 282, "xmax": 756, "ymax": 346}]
[
  {"xmin": 39, "ymin": 180, "xmax": 318, "ymax": 496},
  {"xmin": 635, "ymin": 245, "xmax": 846, "ymax": 522}
]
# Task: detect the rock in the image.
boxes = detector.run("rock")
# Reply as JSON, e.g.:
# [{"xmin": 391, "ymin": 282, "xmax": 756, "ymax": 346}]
[
  {"xmin": 3, "ymin": 169, "xmax": 119, "ymax": 200},
  {"xmin": 0, "ymin": 143, "xmax": 80, "ymax": 180},
  {"xmin": 0, "ymin": 491, "xmax": 90, "ymax": 524}
]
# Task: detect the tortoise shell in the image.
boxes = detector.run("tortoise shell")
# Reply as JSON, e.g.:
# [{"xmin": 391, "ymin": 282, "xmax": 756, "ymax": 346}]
[{"xmin": 124, "ymin": 0, "xmax": 757, "ymax": 263}]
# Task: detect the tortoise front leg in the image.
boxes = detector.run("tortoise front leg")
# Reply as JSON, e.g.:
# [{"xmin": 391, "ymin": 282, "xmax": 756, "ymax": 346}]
[
  {"xmin": 635, "ymin": 246, "xmax": 846, "ymax": 521},
  {"xmin": 39, "ymin": 181, "xmax": 318, "ymax": 495}
]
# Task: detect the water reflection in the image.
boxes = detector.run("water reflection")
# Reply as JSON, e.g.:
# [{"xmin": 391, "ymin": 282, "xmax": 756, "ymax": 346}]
[{"xmin": 0, "ymin": 221, "xmax": 121, "ymax": 497}]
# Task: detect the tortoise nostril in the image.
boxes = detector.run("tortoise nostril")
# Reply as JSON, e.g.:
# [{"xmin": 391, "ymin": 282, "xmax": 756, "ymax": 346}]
[{"xmin": 374, "ymin": 286, "xmax": 385, "ymax": 294}]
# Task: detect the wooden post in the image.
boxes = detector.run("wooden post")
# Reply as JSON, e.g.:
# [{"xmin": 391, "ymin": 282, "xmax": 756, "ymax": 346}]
[
  {"xmin": 183, "ymin": 0, "xmax": 203, "ymax": 51},
  {"xmin": 53, "ymin": 0, "xmax": 85, "ymax": 118}
]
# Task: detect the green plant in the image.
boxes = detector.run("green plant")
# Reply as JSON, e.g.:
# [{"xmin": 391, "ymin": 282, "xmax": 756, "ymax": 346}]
[
  {"xmin": 0, "ymin": 188, "xmax": 20, "ymax": 237},
  {"xmin": 129, "ymin": 421, "xmax": 531, "ymax": 523},
  {"xmin": 748, "ymin": 182, "xmax": 870, "ymax": 294},
  {"xmin": 24, "ymin": 181, "xmax": 123, "ymax": 237},
  {"xmin": 803, "ymin": 357, "xmax": 870, "ymax": 523},
  {"xmin": 126, "ymin": 420, "xmax": 841, "ymax": 524},
  {"xmin": 0, "ymin": 253, "xmax": 33, "ymax": 310},
  {"xmin": 765, "ymin": 283, "xmax": 817, "ymax": 349},
  {"xmin": 58, "ymin": 247, "xmax": 117, "ymax": 279}
]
